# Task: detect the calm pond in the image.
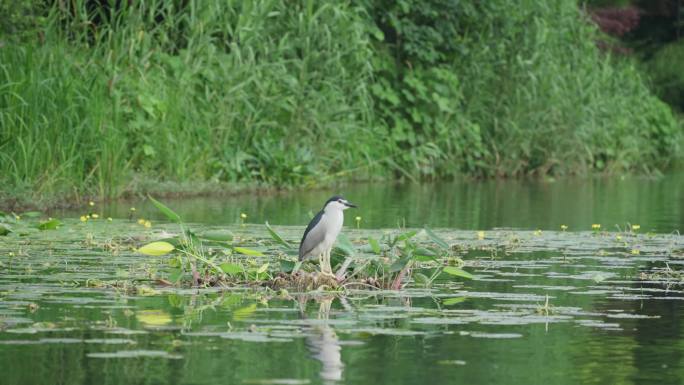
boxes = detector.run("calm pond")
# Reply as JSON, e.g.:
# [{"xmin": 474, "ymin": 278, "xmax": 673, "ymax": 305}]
[
  {"xmin": 2, "ymin": 175, "xmax": 684, "ymax": 385},
  {"xmin": 58, "ymin": 174, "xmax": 684, "ymax": 232}
]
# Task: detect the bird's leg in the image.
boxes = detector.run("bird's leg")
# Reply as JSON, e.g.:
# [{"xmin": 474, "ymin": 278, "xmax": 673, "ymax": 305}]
[
  {"xmin": 324, "ymin": 249, "xmax": 330, "ymax": 275},
  {"xmin": 323, "ymin": 249, "xmax": 335, "ymax": 277}
]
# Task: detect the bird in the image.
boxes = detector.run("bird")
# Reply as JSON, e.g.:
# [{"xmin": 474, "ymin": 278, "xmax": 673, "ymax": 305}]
[{"xmin": 299, "ymin": 195, "xmax": 357, "ymax": 277}]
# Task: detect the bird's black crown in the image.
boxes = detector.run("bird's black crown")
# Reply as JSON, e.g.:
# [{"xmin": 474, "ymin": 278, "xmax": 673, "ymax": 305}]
[{"xmin": 324, "ymin": 195, "xmax": 345, "ymax": 206}]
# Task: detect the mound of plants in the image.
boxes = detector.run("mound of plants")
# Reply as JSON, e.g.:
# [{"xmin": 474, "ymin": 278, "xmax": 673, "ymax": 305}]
[{"xmin": 135, "ymin": 197, "xmax": 473, "ymax": 291}]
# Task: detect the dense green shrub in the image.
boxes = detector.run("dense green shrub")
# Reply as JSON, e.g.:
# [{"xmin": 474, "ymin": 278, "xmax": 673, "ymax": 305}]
[
  {"xmin": 0, "ymin": 0, "xmax": 680, "ymax": 204},
  {"xmin": 365, "ymin": 0, "xmax": 680, "ymax": 177},
  {"xmin": 646, "ymin": 40, "xmax": 684, "ymax": 111},
  {"xmin": 0, "ymin": 0, "xmax": 385, "ymax": 199}
]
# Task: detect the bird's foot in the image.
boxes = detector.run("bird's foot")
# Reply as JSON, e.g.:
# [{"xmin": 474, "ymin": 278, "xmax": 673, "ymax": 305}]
[{"xmin": 319, "ymin": 270, "xmax": 336, "ymax": 278}]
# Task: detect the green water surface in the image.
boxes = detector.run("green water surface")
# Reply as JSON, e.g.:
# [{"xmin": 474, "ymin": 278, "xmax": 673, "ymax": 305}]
[
  {"xmin": 59, "ymin": 174, "xmax": 684, "ymax": 232},
  {"xmin": 3, "ymin": 175, "xmax": 684, "ymax": 385}
]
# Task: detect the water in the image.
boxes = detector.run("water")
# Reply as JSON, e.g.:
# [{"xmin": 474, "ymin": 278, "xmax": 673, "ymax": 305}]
[
  {"xmin": 58, "ymin": 174, "xmax": 684, "ymax": 232},
  {"xmin": 3, "ymin": 175, "xmax": 684, "ymax": 385}
]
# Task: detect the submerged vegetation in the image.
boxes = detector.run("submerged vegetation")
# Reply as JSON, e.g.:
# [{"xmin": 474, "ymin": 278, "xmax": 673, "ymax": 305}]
[{"xmin": 0, "ymin": 0, "xmax": 681, "ymax": 207}]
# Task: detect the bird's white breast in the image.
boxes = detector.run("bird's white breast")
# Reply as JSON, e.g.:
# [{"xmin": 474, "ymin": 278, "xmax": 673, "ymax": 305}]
[{"xmin": 320, "ymin": 209, "xmax": 344, "ymax": 249}]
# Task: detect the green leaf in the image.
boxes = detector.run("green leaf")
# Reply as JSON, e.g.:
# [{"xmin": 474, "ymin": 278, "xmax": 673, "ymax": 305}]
[
  {"xmin": 443, "ymin": 266, "xmax": 473, "ymax": 279},
  {"xmin": 148, "ymin": 195, "xmax": 182, "ymax": 223},
  {"xmin": 413, "ymin": 272, "xmax": 429, "ymax": 285},
  {"xmin": 0, "ymin": 224, "xmax": 12, "ymax": 236},
  {"xmin": 397, "ymin": 230, "xmax": 418, "ymax": 242},
  {"xmin": 390, "ymin": 256, "xmax": 411, "ymax": 273},
  {"xmin": 257, "ymin": 263, "xmax": 269, "ymax": 274},
  {"xmin": 279, "ymin": 259, "xmax": 296, "ymax": 273},
  {"xmin": 198, "ymin": 230, "xmax": 233, "ymax": 242},
  {"xmin": 168, "ymin": 268, "xmax": 183, "ymax": 283},
  {"xmin": 142, "ymin": 144, "xmax": 156, "ymax": 157},
  {"xmin": 368, "ymin": 236, "xmax": 381, "ymax": 254},
  {"xmin": 335, "ymin": 233, "xmax": 355, "ymax": 256},
  {"xmin": 157, "ymin": 236, "xmax": 184, "ymax": 248},
  {"xmin": 36, "ymin": 218, "xmax": 61, "ymax": 230},
  {"xmin": 413, "ymin": 248, "xmax": 437, "ymax": 261},
  {"xmin": 233, "ymin": 246, "xmax": 264, "ymax": 256},
  {"xmin": 442, "ymin": 297, "xmax": 466, "ymax": 306},
  {"xmin": 425, "ymin": 227, "xmax": 449, "ymax": 249},
  {"xmin": 138, "ymin": 241, "xmax": 175, "ymax": 256},
  {"xmin": 21, "ymin": 211, "xmax": 43, "ymax": 218},
  {"xmin": 265, "ymin": 222, "xmax": 292, "ymax": 249},
  {"xmin": 220, "ymin": 262, "xmax": 243, "ymax": 275}
]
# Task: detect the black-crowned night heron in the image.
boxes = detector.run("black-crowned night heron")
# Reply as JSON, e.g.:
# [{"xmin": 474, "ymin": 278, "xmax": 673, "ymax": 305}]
[{"xmin": 299, "ymin": 195, "xmax": 357, "ymax": 276}]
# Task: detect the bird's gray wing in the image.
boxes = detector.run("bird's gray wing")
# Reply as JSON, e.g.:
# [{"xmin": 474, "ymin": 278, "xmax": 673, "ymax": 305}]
[{"xmin": 299, "ymin": 211, "xmax": 326, "ymax": 260}]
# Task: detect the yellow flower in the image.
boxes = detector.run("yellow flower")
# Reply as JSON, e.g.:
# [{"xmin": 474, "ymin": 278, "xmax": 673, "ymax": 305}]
[
  {"xmin": 592, "ymin": 224, "xmax": 601, "ymax": 230},
  {"xmin": 144, "ymin": 220, "xmax": 152, "ymax": 228},
  {"xmin": 560, "ymin": 225, "xmax": 568, "ymax": 231},
  {"xmin": 240, "ymin": 213, "xmax": 247, "ymax": 219},
  {"xmin": 631, "ymin": 249, "xmax": 640, "ymax": 255},
  {"xmin": 477, "ymin": 231, "xmax": 485, "ymax": 240},
  {"xmin": 107, "ymin": 217, "xmax": 113, "ymax": 222},
  {"xmin": 80, "ymin": 215, "xmax": 88, "ymax": 222},
  {"xmin": 355, "ymin": 216, "xmax": 362, "ymax": 222},
  {"xmin": 534, "ymin": 229, "xmax": 542, "ymax": 236},
  {"xmin": 130, "ymin": 207, "xmax": 136, "ymax": 212},
  {"xmin": 88, "ymin": 201, "xmax": 95, "ymax": 207},
  {"xmin": 14, "ymin": 215, "xmax": 20, "ymax": 220},
  {"xmin": 616, "ymin": 235, "xmax": 622, "ymax": 241},
  {"xmin": 137, "ymin": 218, "xmax": 145, "ymax": 225},
  {"xmin": 91, "ymin": 213, "xmax": 99, "ymax": 219},
  {"xmin": 631, "ymin": 224, "xmax": 640, "ymax": 231}
]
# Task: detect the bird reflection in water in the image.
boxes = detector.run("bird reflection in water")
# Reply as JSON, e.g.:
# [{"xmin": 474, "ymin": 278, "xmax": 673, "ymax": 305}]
[{"xmin": 297, "ymin": 295, "xmax": 346, "ymax": 383}]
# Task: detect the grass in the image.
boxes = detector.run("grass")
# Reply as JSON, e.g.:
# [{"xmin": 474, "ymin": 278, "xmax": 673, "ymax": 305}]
[{"xmin": 0, "ymin": 0, "xmax": 681, "ymax": 208}]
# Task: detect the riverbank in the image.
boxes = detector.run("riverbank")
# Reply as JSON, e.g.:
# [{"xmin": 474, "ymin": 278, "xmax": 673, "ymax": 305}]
[
  {"xmin": 0, "ymin": 174, "xmax": 378, "ymax": 212},
  {"xmin": 1, "ymin": 1, "xmax": 681, "ymax": 208}
]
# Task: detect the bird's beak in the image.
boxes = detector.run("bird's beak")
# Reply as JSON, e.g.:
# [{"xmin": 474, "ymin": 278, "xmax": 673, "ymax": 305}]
[{"xmin": 345, "ymin": 201, "xmax": 357, "ymax": 208}]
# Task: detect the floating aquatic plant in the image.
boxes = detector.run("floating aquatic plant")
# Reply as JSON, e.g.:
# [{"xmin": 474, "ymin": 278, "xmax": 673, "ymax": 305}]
[{"xmin": 129, "ymin": 197, "xmax": 475, "ymax": 291}]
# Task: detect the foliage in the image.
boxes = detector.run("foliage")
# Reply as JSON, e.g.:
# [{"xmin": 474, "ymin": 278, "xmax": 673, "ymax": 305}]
[
  {"xmin": 140, "ymin": 196, "xmax": 268, "ymax": 285},
  {"xmin": 645, "ymin": 40, "xmax": 684, "ymax": 111},
  {"xmin": 135, "ymin": 197, "xmax": 473, "ymax": 289},
  {"xmin": 0, "ymin": 0, "xmax": 46, "ymax": 43},
  {"xmin": 0, "ymin": 0, "xmax": 382, "ymax": 202},
  {"xmin": 365, "ymin": 0, "xmax": 486, "ymax": 177},
  {"xmin": 366, "ymin": 0, "xmax": 680, "ymax": 176},
  {"xmin": 583, "ymin": 0, "xmax": 684, "ymax": 112},
  {"xmin": 0, "ymin": 0, "xmax": 681, "ymax": 206}
]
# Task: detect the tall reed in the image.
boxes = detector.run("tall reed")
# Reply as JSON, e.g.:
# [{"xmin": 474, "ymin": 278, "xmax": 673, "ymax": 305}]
[{"xmin": 0, "ymin": 0, "xmax": 680, "ymax": 206}]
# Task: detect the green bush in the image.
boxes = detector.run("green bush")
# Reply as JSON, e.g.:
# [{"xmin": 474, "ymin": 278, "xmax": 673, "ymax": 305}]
[
  {"xmin": 0, "ymin": 0, "xmax": 385, "ymax": 200},
  {"xmin": 365, "ymin": 0, "xmax": 680, "ymax": 177},
  {"xmin": 0, "ymin": 0, "xmax": 680, "ymax": 204},
  {"xmin": 646, "ymin": 40, "xmax": 684, "ymax": 112}
]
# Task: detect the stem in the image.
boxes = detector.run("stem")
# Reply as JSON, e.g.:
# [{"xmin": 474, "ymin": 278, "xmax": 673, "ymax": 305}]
[{"xmin": 178, "ymin": 248, "xmax": 225, "ymax": 276}]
